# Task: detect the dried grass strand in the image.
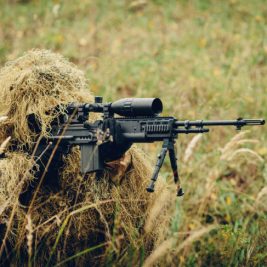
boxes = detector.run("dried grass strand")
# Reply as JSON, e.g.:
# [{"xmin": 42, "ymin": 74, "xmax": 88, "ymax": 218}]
[
  {"xmin": 143, "ymin": 225, "xmax": 217, "ymax": 267},
  {"xmin": 226, "ymin": 148, "xmax": 264, "ymax": 163},
  {"xmin": 0, "ymin": 136, "xmax": 11, "ymax": 154},
  {"xmin": 184, "ymin": 134, "xmax": 202, "ymax": 163}
]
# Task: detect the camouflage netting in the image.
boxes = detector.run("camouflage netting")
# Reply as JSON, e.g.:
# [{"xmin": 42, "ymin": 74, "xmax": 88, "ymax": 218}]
[{"xmin": 0, "ymin": 50, "xmax": 172, "ymax": 265}]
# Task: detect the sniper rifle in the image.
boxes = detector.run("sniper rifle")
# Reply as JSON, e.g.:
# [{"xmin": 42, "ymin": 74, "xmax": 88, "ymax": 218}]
[{"xmin": 36, "ymin": 97, "xmax": 265, "ymax": 196}]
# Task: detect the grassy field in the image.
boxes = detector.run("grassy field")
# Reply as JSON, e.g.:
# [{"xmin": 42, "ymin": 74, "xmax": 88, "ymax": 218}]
[{"xmin": 0, "ymin": 0, "xmax": 266, "ymax": 266}]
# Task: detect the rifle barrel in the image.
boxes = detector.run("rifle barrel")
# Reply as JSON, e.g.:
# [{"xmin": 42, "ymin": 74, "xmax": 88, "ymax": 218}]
[{"xmin": 175, "ymin": 119, "xmax": 265, "ymax": 128}]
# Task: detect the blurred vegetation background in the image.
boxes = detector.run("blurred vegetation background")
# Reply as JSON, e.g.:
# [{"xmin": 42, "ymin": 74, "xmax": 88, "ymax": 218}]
[{"xmin": 0, "ymin": 0, "xmax": 266, "ymax": 266}]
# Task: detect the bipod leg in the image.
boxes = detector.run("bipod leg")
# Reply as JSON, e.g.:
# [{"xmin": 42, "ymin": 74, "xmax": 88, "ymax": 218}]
[
  {"xmin": 168, "ymin": 140, "xmax": 184, "ymax": 197},
  {"xmin": 146, "ymin": 139, "xmax": 168, "ymax": 193}
]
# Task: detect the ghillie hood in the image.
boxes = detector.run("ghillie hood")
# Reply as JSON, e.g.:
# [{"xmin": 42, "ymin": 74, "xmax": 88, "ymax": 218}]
[{"xmin": 0, "ymin": 49, "xmax": 94, "ymax": 148}]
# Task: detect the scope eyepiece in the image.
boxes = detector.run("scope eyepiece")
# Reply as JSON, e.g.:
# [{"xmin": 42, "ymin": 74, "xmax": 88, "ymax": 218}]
[{"xmin": 110, "ymin": 98, "xmax": 163, "ymax": 117}]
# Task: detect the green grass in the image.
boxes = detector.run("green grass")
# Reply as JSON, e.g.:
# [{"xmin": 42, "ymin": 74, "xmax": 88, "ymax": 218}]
[{"xmin": 0, "ymin": 0, "xmax": 266, "ymax": 266}]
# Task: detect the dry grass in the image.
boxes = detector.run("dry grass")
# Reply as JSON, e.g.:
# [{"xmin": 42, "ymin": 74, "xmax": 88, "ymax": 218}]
[
  {"xmin": 0, "ymin": 136, "xmax": 11, "ymax": 154},
  {"xmin": 26, "ymin": 214, "xmax": 33, "ymax": 265},
  {"xmin": 143, "ymin": 224, "xmax": 217, "ymax": 267},
  {"xmin": 183, "ymin": 134, "xmax": 203, "ymax": 163},
  {"xmin": 0, "ymin": 0, "xmax": 266, "ymax": 266}
]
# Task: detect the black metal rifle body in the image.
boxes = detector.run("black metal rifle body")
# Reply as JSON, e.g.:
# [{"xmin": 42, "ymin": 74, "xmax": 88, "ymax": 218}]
[{"xmin": 39, "ymin": 97, "xmax": 264, "ymax": 196}]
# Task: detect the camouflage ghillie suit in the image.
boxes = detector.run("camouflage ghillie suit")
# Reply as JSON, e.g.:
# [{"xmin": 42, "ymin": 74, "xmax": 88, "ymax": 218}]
[{"xmin": 0, "ymin": 50, "xmax": 170, "ymax": 265}]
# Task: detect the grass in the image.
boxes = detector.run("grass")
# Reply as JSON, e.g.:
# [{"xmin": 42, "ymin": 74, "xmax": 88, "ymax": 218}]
[{"xmin": 0, "ymin": 0, "xmax": 266, "ymax": 266}]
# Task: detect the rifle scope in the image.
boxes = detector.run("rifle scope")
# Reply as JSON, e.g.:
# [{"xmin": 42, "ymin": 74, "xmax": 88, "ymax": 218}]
[{"xmin": 110, "ymin": 98, "xmax": 163, "ymax": 117}]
